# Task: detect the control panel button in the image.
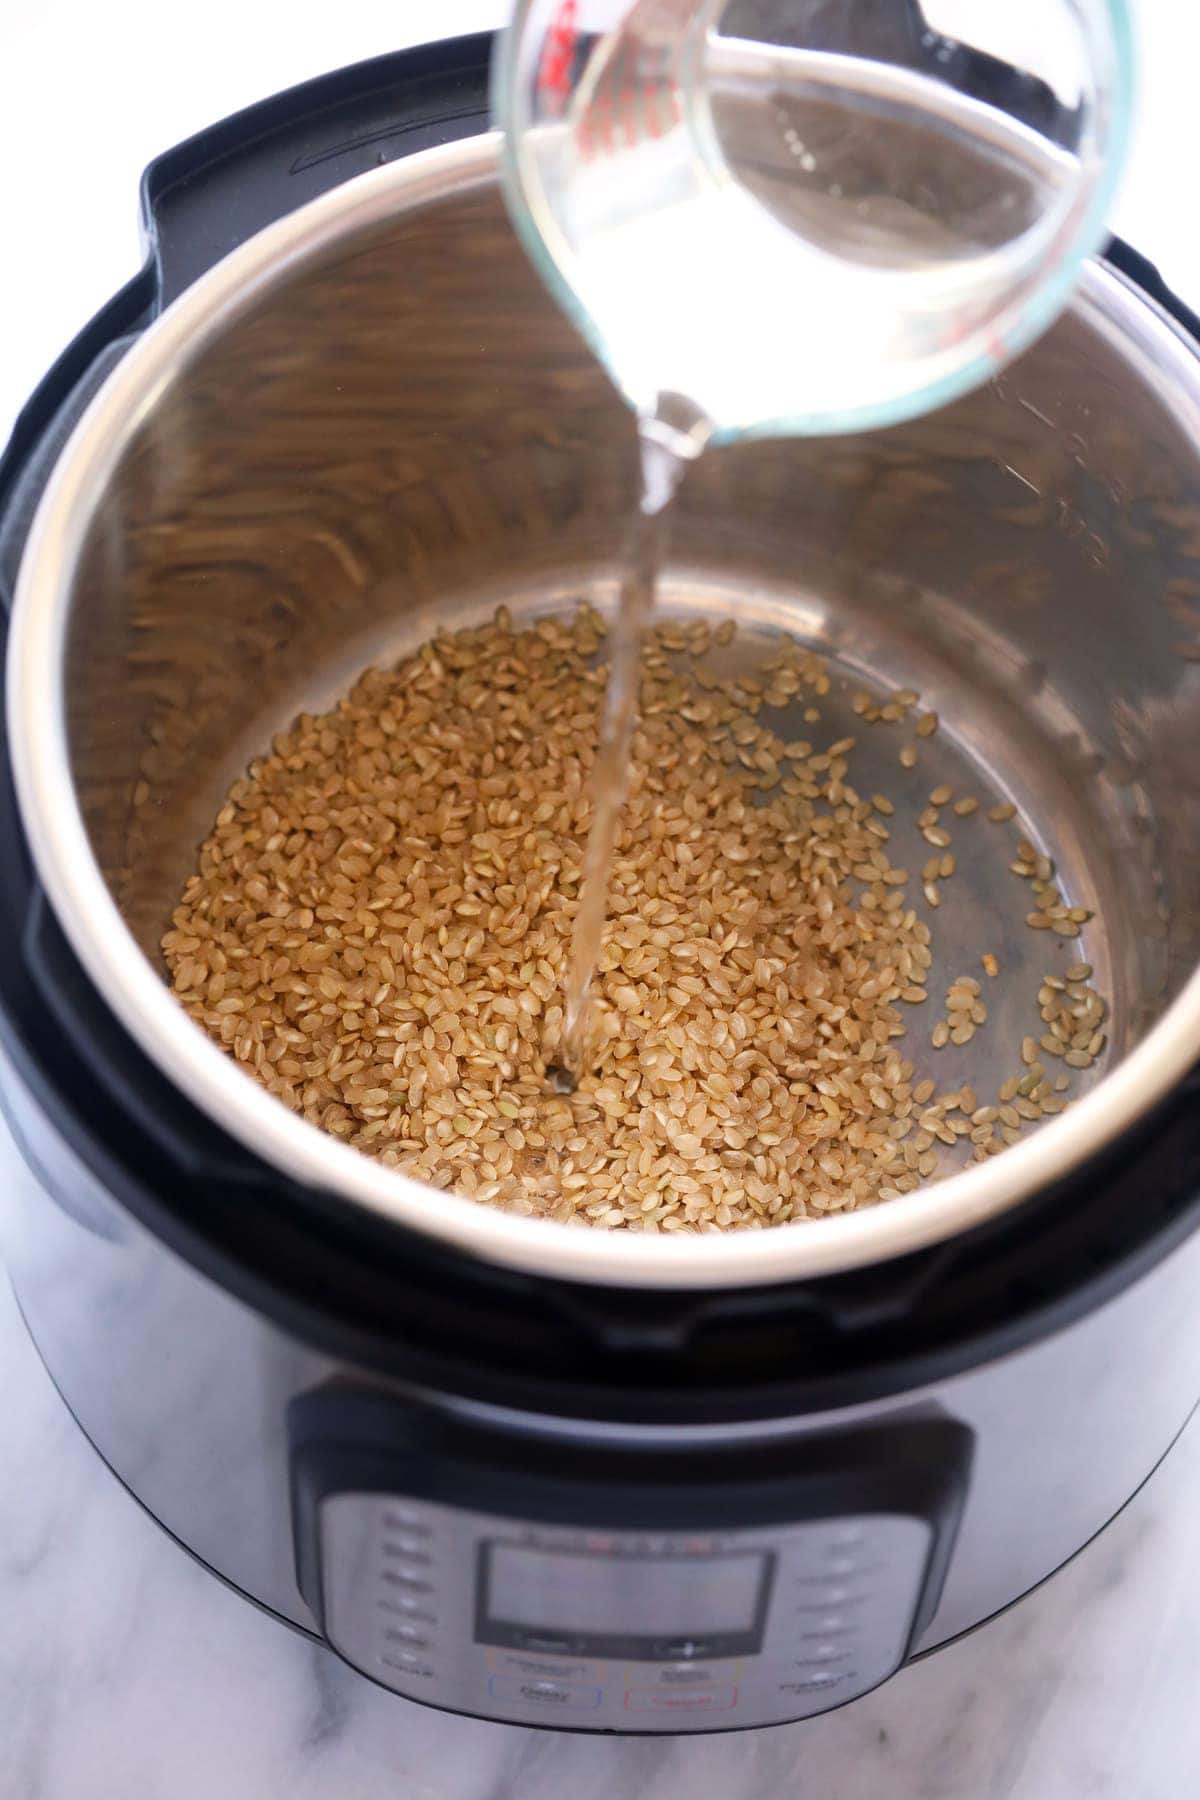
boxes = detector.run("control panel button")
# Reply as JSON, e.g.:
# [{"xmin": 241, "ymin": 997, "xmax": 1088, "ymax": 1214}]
[
  {"xmin": 488, "ymin": 1674, "xmax": 603, "ymax": 1710},
  {"xmin": 384, "ymin": 1625, "xmax": 431, "ymax": 1648},
  {"xmin": 653, "ymin": 1638, "xmax": 714, "ymax": 1661},
  {"xmin": 379, "ymin": 1597, "xmax": 436, "ymax": 1623},
  {"xmin": 792, "ymin": 1587, "xmax": 864, "ymax": 1607},
  {"xmin": 657, "ymin": 1664, "xmax": 724, "ymax": 1685},
  {"xmin": 382, "ymin": 1510, "xmax": 431, "ymax": 1534},
  {"xmin": 381, "ymin": 1546, "xmax": 431, "ymax": 1567},
  {"xmin": 822, "ymin": 1556, "xmax": 860, "ymax": 1576},
  {"xmin": 778, "ymin": 1671, "xmax": 854, "ymax": 1695},
  {"xmin": 383, "ymin": 1536, "xmax": 432, "ymax": 1558},
  {"xmin": 490, "ymin": 1650, "xmax": 605, "ymax": 1683},
  {"xmin": 381, "ymin": 1652, "xmax": 435, "ymax": 1678},
  {"xmin": 510, "ymin": 1632, "xmax": 587, "ymax": 1656},
  {"xmin": 380, "ymin": 1570, "xmax": 432, "ymax": 1592},
  {"xmin": 625, "ymin": 1685, "xmax": 738, "ymax": 1713}
]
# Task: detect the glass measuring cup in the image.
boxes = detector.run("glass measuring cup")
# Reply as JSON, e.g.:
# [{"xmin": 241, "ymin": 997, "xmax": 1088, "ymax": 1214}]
[{"xmin": 493, "ymin": 0, "xmax": 1134, "ymax": 443}]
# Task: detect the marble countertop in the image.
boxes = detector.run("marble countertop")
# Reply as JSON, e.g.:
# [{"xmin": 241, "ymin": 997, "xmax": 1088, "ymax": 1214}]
[
  {"xmin": 2, "ymin": 1236, "xmax": 1199, "ymax": 1800},
  {"xmin": 4, "ymin": 5, "xmax": 1200, "ymax": 1797}
]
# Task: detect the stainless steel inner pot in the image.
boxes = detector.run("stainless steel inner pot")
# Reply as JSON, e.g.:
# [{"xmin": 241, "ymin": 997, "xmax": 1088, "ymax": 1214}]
[{"xmin": 10, "ymin": 134, "xmax": 1200, "ymax": 1288}]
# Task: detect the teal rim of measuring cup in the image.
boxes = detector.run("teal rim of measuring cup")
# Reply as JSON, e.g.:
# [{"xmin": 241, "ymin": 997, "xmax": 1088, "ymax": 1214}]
[
  {"xmin": 492, "ymin": 0, "xmax": 1135, "ymax": 445},
  {"xmin": 490, "ymin": 7, "xmax": 628, "ymax": 395}
]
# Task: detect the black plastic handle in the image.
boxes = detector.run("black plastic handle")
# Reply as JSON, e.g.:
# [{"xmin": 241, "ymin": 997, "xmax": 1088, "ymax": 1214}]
[
  {"xmin": 141, "ymin": 35, "xmax": 491, "ymax": 308},
  {"xmin": 0, "ymin": 34, "xmax": 493, "ymax": 614},
  {"xmin": 1106, "ymin": 235, "xmax": 1200, "ymax": 346}
]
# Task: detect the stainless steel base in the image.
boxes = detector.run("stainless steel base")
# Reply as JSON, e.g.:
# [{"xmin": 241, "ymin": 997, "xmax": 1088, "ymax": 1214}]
[{"xmin": 6, "ymin": 1034, "xmax": 1200, "ymax": 1687}]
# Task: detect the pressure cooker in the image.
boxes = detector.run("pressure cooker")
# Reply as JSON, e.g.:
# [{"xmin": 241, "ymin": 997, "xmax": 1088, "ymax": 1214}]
[{"xmin": 2, "ymin": 33, "xmax": 1200, "ymax": 1734}]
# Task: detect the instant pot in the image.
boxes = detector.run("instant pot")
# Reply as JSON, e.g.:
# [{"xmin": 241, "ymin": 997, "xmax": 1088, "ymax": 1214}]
[{"xmin": 3, "ymin": 34, "xmax": 1200, "ymax": 1734}]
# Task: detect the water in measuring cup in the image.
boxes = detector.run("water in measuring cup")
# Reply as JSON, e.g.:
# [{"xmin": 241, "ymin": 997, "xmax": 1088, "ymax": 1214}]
[{"xmin": 531, "ymin": 35, "xmax": 1089, "ymax": 439}]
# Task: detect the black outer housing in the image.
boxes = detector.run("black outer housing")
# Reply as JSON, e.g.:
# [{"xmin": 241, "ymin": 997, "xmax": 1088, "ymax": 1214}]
[{"xmin": 1, "ymin": 33, "xmax": 1200, "ymax": 1429}]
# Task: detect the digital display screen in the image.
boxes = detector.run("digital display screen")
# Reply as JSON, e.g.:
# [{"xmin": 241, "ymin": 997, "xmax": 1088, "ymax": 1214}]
[{"xmin": 481, "ymin": 1544, "xmax": 769, "ymax": 1640}]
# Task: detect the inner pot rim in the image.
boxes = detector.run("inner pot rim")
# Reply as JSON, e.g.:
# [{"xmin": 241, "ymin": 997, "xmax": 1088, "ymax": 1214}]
[{"xmin": 10, "ymin": 131, "xmax": 1200, "ymax": 1291}]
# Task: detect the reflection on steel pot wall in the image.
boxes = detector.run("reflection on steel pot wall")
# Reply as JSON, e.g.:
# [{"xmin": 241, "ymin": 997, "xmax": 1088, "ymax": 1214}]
[
  {"xmin": 0, "ymin": 1040, "xmax": 323, "ymax": 1630},
  {"xmin": 10, "ymin": 136, "xmax": 1200, "ymax": 1289},
  {"xmin": 56, "ymin": 176, "xmax": 1200, "ymax": 1006}
]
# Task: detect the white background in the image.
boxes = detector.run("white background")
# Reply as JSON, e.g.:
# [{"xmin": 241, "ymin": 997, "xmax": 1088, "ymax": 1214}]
[
  {"xmin": 1, "ymin": 9, "xmax": 1198, "ymax": 1797},
  {"xmin": 0, "ymin": 0, "xmax": 1193, "ymax": 441}
]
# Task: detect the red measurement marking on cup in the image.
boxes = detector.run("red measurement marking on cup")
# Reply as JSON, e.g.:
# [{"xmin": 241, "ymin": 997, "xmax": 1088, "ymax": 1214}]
[
  {"xmin": 538, "ymin": 0, "xmax": 579, "ymax": 99},
  {"xmin": 591, "ymin": 71, "xmax": 617, "ymax": 154},
  {"xmin": 612, "ymin": 45, "xmax": 640, "ymax": 149},
  {"xmin": 565, "ymin": 21, "xmax": 682, "ymax": 160},
  {"xmin": 645, "ymin": 79, "xmax": 681, "ymax": 139}
]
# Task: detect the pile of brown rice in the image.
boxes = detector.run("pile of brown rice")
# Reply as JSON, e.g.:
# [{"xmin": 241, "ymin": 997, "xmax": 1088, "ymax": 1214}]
[{"xmin": 162, "ymin": 605, "xmax": 1101, "ymax": 1232}]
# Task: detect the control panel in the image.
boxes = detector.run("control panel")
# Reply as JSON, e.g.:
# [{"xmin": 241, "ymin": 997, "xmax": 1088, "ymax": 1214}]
[
  {"xmin": 290, "ymin": 1393, "xmax": 971, "ymax": 1733},
  {"xmin": 319, "ymin": 1493, "xmax": 935, "ymax": 1730}
]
